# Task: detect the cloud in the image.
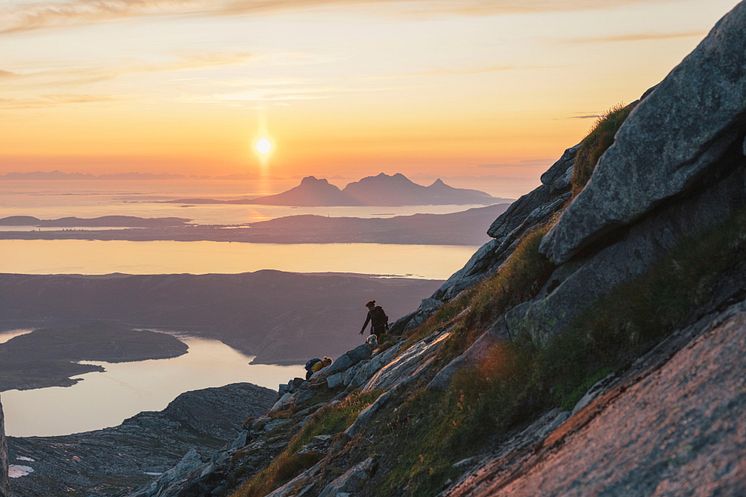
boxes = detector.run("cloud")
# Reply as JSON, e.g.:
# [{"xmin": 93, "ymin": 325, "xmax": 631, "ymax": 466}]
[
  {"xmin": 4, "ymin": 52, "xmax": 254, "ymax": 88},
  {"xmin": 0, "ymin": 170, "xmax": 182, "ymax": 180},
  {"xmin": 564, "ymin": 30, "xmax": 704, "ymax": 44},
  {"xmin": 478, "ymin": 159, "xmax": 550, "ymax": 169},
  {"xmin": 0, "ymin": 0, "xmax": 678, "ymax": 35},
  {"xmin": 568, "ymin": 114, "xmax": 601, "ymax": 119},
  {"xmin": 409, "ymin": 64, "xmax": 519, "ymax": 76},
  {"xmin": 0, "ymin": 94, "xmax": 115, "ymax": 109},
  {"xmin": 0, "ymin": 69, "xmax": 17, "ymax": 77}
]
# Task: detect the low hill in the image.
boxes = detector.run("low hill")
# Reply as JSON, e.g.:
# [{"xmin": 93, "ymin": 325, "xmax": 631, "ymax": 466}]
[
  {"xmin": 0, "ymin": 271, "xmax": 441, "ymax": 364},
  {"xmin": 0, "ymin": 216, "xmax": 190, "ymax": 228}
]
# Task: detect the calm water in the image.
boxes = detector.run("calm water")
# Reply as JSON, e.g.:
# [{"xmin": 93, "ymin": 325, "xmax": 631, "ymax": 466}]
[
  {"xmin": 0, "ymin": 182, "xmax": 487, "ymax": 225},
  {"xmin": 1, "ymin": 331, "xmax": 305, "ymax": 437},
  {"xmin": 0, "ymin": 240, "xmax": 476, "ymax": 279}
]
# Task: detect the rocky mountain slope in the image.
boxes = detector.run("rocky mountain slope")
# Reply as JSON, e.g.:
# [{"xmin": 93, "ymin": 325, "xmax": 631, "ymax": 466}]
[
  {"xmin": 0, "ymin": 401, "xmax": 7, "ymax": 497},
  {"xmin": 110, "ymin": 5, "xmax": 746, "ymax": 497},
  {"xmin": 3, "ymin": 4, "xmax": 746, "ymax": 497},
  {"xmin": 7, "ymin": 383, "xmax": 275, "ymax": 497}
]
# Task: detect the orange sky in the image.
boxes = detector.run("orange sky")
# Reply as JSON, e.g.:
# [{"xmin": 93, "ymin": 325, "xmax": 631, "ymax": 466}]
[{"xmin": 0, "ymin": 0, "xmax": 740, "ymax": 197}]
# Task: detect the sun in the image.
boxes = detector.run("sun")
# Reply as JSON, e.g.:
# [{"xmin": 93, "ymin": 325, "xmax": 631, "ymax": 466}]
[{"xmin": 254, "ymin": 136, "xmax": 274, "ymax": 158}]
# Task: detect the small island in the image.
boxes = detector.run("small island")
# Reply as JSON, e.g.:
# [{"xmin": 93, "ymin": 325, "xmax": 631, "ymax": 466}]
[{"xmin": 0, "ymin": 323, "xmax": 188, "ymax": 391}]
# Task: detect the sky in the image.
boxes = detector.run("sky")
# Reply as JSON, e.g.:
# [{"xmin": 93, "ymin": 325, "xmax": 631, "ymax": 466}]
[{"xmin": 0, "ymin": 0, "xmax": 740, "ymax": 197}]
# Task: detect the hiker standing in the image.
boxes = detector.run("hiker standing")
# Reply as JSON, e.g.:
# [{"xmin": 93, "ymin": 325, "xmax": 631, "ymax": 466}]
[{"xmin": 360, "ymin": 300, "xmax": 389, "ymax": 338}]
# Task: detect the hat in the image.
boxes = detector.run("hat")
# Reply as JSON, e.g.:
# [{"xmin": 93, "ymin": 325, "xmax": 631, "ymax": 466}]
[{"xmin": 365, "ymin": 300, "xmax": 376, "ymax": 307}]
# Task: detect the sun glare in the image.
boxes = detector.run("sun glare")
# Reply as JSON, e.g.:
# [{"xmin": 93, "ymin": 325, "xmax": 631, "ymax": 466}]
[{"xmin": 254, "ymin": 137, "xmax": 274, "ymax": 158}]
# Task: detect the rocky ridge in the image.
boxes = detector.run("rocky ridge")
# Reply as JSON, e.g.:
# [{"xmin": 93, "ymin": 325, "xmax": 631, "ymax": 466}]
[
  {"xmin": 0, "ymin": 400, "xmax": 8, "ymax": 497},
  {"xmin": 7, "ymin": 383, "xmax": 275, "ymax": 497}
]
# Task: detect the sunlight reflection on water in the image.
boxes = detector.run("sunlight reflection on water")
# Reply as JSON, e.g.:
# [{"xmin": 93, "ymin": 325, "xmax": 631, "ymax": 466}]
[
  {"xmin": 1, "ymin": 335, "xmax": 305, "ymax": 437},
  {"xmin": 0, "ymin": 240, "xmax": 476, "ymax": 280}
]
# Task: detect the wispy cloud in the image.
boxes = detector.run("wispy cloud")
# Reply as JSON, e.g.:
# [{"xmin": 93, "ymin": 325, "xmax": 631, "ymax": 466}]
[
  {"xmin": 478, "ymin": 159, "xmax": 550, "ymax": 169},
  {"xmin": 0, "ymin": 170, "xmax": 182, "ymax": 180},
  {"xmin": 0, "ymin": 0, "xmax": 677, "ymax": 35},
  {"xmin": 564, "ymin": 30, "xmax": 704, "ymax": 44},
  {"xmin": 568, "ymin": 113, "xmax": 601, "ymax": 119},
  {"xmin": 0, "ymin": 69, "xmax": 17, "ymax": 77},
  {"xmin": 0, "ymin": 94, "xmax": 115, "ymax": 109},
  {"xmin": 409, "ymin": 64, "xmax": 520, "ymax": 77},
  {"xmin": 4, "ymin": 52, "xmax": 254, "ymax": 87},
  {"xmin": 191, "ymin": 79, "xmax": 395, "ymax": 105}
]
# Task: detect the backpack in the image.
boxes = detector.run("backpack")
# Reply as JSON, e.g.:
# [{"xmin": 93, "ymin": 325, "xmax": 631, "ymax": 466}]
[
  {"xmin": 370, "ymin": 306, "xmax": 389, "ymax": 331},
  {"xmin": 305, "ymin": 358, "xmax": 321, "ymax": 371}
]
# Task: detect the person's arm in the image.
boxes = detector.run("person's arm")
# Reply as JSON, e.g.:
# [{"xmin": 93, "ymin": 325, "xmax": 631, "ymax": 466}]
[{"xmin": 360, "ymin": 312, "xmax": 371, "ymax": 334}]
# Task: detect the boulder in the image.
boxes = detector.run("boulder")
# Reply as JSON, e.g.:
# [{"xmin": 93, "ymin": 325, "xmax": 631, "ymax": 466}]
[
  {"xmin": 541, "ymin": 2, "xmax": 746, "ymax": 264},
  {"xmin": 297, "ymin": 435, "xmax": 332, "ymax": 456},
  {"xmin": 129, "ymin": 449, "xmax": 203, "ymax": 497},
  {"xmin": 539, "ymin": 145, "xmax": 579, "ymax": 192},
  {"xmin": 325, "ymin": 344, "xmax": 372, "ymax": 376},
  {"xmin": 326, "ymin": 372, "xmax": 346, "ymax": 389},
  {"xmin": 366, "ymin": 329, "xmax": 452, "ymax": 391},
  {"xmin": 270, "ymin": 393, "xmax": 295, "ymax": 413},
  {"xmin": 326, "ymin": 344, "xmax": 402, "ymax": 390},
  {"xmin": 265, "ymin": 461, "xmax": 323, "ymax": 497},
  {"xmin": 488, "ymin": 141, "xmax": 576, "ymax": 242},
  {"xmin": 347, "ymin": 344, "xmax": 401, "ymax": 389},
  {"xmin": 318, "ymin": 458, "xmax": 377, "ymax": 497},
  {"xmin": 510, "ymin": 159, "xmax": 746, "ymax": 344}
]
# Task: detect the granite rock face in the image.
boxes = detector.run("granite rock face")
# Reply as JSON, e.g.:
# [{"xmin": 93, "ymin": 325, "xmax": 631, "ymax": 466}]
[
  {"xmin": 444, "ymin": 299, "xmax": 746, "ymax": 497},
  {"xmin": 509, "ymin": 152, "xmax": 746, "ymax": 344},
  {"xmin": 317, "ymin": 457, "xmax": 376, "ymax": 497},
  {"xmin": 541, "ymin": 1, "xmax": 746, "ymax": 264},
  {"xmin": 0, "ymin": 399, "xmax": 8, "ymax": 497}
]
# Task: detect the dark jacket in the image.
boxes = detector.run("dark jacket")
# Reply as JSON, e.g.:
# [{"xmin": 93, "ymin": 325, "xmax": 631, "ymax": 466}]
[{"xmin": 360, "ymin": 305, "xmax": 389, "ymax": 335}]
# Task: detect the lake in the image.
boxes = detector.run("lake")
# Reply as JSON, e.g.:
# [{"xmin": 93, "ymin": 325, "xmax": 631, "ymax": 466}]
[
  {"xmin": 0, "ymin": 331, "xmax": 305, "ymax": 437},
  {"xmin": 0, "ymin": 239, "xmax": 477, "ymax": 279}
]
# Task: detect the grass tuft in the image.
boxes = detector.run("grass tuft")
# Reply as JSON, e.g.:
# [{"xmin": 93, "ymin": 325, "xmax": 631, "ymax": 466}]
[
  {"xmin": 572, "ymin": 103, "xmax": 636, "ymax": 195},
  {"xmin": 231, "ymin": 389, "xmax": 381, "ymax": 497}
]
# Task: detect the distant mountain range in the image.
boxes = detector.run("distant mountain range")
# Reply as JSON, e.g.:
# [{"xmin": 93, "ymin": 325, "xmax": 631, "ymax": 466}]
[{"xmin": 171, "ymin": 173, "xmax": 507, "ymax": 206}]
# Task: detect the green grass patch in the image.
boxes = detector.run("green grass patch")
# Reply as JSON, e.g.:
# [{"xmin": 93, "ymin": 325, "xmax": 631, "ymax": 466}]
[
  {"xmin": 538, "ymin": 206, "xmax": 746, "ymax": 409},
  {"xmin": 288, "ymin": 389, "xmax": 382, "ymax": 453},
  {"xmin": 572, "ymin": 103, "xmax": 636, "ymax": 195},
  {"xmin": 231, "ymin": 451, "xmax": 322, "ymax": 497},
  {"xmin": 232, "ymin": 389, "xmax": 381, "ymax": 497}
]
